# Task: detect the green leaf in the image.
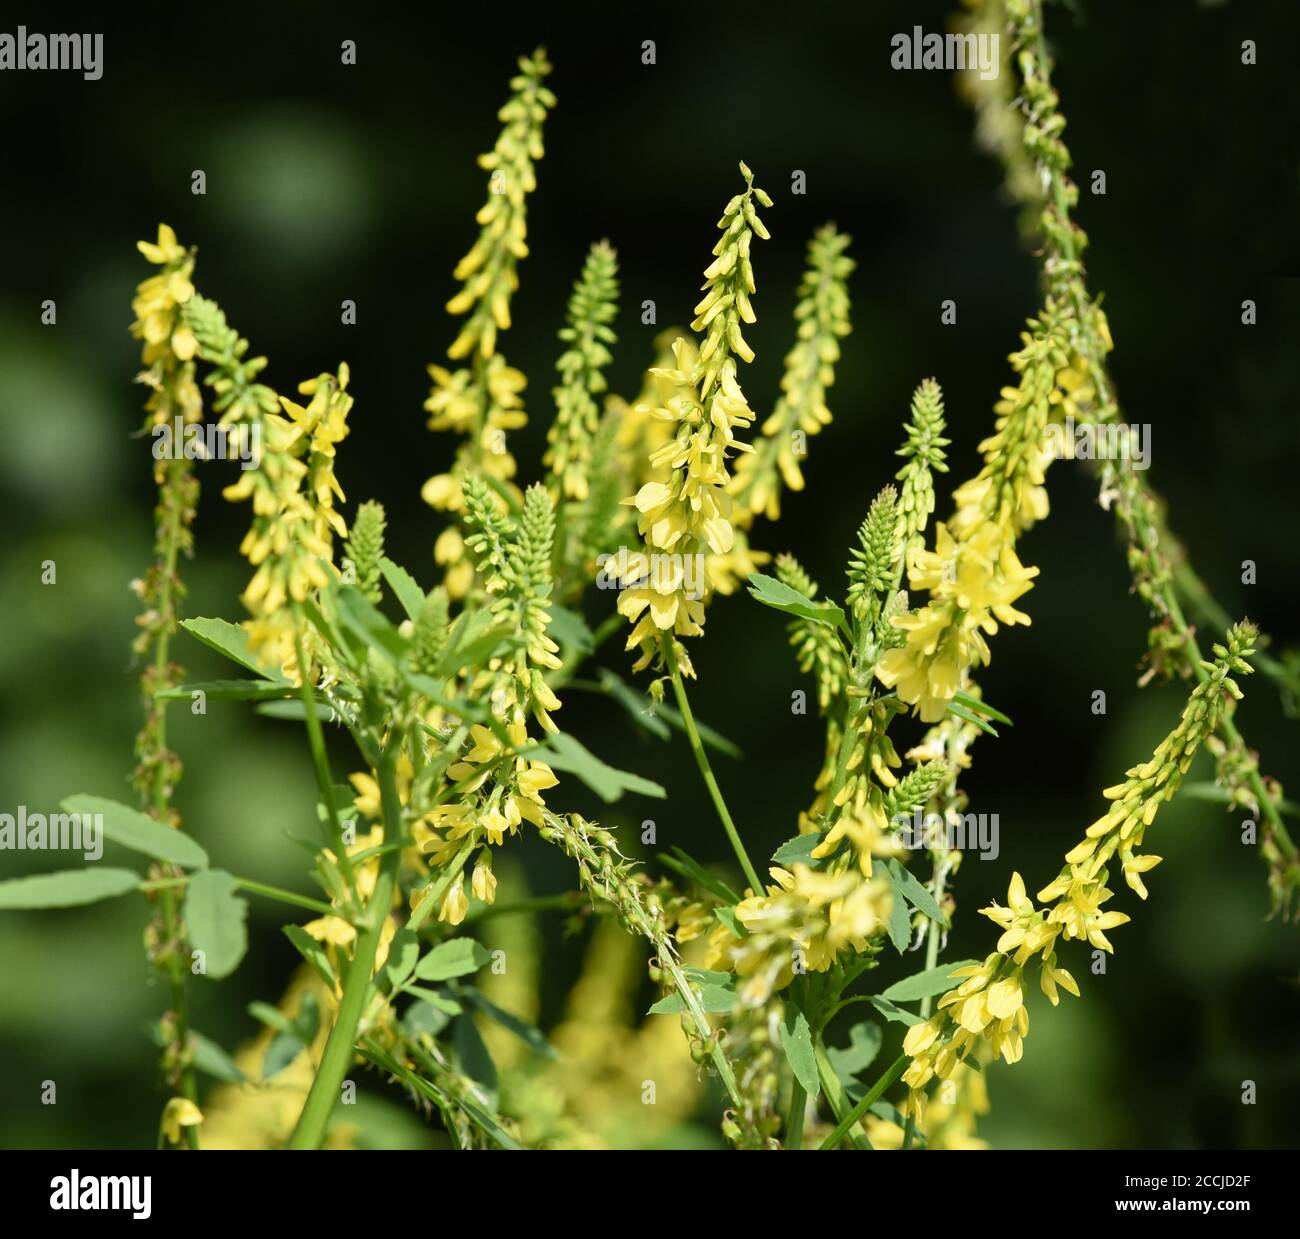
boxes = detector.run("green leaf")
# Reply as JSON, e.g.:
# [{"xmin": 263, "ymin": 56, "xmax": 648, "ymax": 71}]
[
  {"xmin": 385, "ymin": 929, "xmax": 420, "ymax": 990},
  {"xmin": 826, "ymin": 1021, "xmax": 882, "ymax": 1082},
  {"xmin": 659, "ymin": 847, "xmax": 742, "ymax": 905},
  {"xmin": 747, "ymin": 572, "xmax": 846, "ymax": 630},
  {"xmin": 945, "ymin": 700, "xmax": 998, "ymax": 737},
  {"xmin": 180, "ymin": 617, "xmax": 281, "ymax": 679},
  {"xmin": 144, "ymin": 1024, "xmax": 247, "ymax": 1083},
  {"xmin": 885, "ymin": 859, "xmax": 948, "ymax": 927},
  {"xmin": 283, "ymin": 924, "xmax": 338, "ymax": 988},
  {"xmin": 880, "ymin": 960, "xmax": 979, "ymax": 1004},
  {"xmin": 183, "ymin": 869, "xmax": 249, "ymax": 979},
  {"xmin": 379, "ymin": 556, "xmax": 425, "ymax": 621},
  {"xmin": 158, "ymin": 679, "xmax": 294, "ymax": 702},
  {"xmin": 713, "ymin": 906, "xmax": 746, "ymax": 939},
  {"xmin": 334, "ymin": 585, "xmax": 408, "ymax": 662},
  {"xmin": 548, "ymin": 604, "xmax": 595, "ymax": 655},
  {"xmin": 403, "ymin": 998, "xmax": 451, "ymax": 1039},
  {"xmin": 456, "ymin": 987, "xmax": 558, "ymax": 1060},
  {"xmin": 536, "ymin": 732, "xmax": 665, "ymax": 802},
  {"xmin": 403, "ymin": 986, "xmax": 463, "ymax": 1015},
  {"xmin": 60, "ymin": 795, "xmax": 207, "ymax": 869},
  {"xmin": 256, "ymin": 994, "xmax": 320, "ymax": 1080},
  {"xmin": 884, "ymin": 875, "xmax": 912, "ymax": 955},
  {"xmin": 779, "ymin": 1007, "xmax": 821, "ymax": 1098},
  {"xmin": 414, "ymin": 937, "xmax": 491, "ymax": 982},
  {"xmin": 437, "ymin": 609, "xmax": 514, "ymax": 678},
  {"xmin": 869, "ymin": 995, "xmax": 925, "ymax": 1027},
  {"xmin": 951, "ymin": 690, "xmax": 1013, "ymax": 727},
  {"xmin": 647, "ymin": 984, "xmax": 737, "ymax": 1016},
  {"xmin": 593, "ymin": 668, "xmax": 671, "ymax": 740},
  {"xmin": 771, "ymin": 833, "xmax": 822, "ymax": 868},
  {"xmin": 453, "ymin": 1012, "xmax": 498, "ymax": 1098},
  {"xmin": 0, "ymin": 867, "xmax": 140, "ymax": 910}
]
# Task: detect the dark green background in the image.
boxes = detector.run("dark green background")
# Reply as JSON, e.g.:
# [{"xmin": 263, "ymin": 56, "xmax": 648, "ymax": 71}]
[{"xmin": 1, "ymin": 0, "xmax": 1297, "ymax": 1148}]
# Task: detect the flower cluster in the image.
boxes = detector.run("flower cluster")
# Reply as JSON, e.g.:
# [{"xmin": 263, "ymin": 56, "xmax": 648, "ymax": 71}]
[
  {"xmin": 544, "ymin": 240, "xmax": 620, "ymax": 502},
  {"xmin": 222, "ymin": 368, "xmax": 354, "ymax": 673},
  {"xmin": 877, "ymin": 307, "xmax": 1098, "ymax": 720},
  {"xmin": 422, "ymin": 48, "xmax": 555, "ymax": 599},
  {"xmin": 617, "ymin": 163, "xmax": 772, "ymax": 675},
  {"xmin": 902, "ymin": 624, "xmax": 1257, "ymax": 1092}
]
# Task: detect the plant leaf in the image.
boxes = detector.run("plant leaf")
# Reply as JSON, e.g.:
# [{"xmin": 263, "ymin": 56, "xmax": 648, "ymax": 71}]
[
  {"xmin": 183, "ymin": 869, "xmax": 249, "ymax": 979},
  {"xmin": 780, "ymin": 1006, "xmax": 821, "ymax": 1097},
  {"xmin": 158, "ymin": 679, "xmax": 294, "ymax": 702},
  {"xmin": 0, "ymin": 867, "xmax": 140, "ymax": 909},
  {"xmin": 747, "ymin": 572, "xmax": 845, "ymax": 630},
  {"xmin": 659, "ymin": 847, "xmax": 742, "ymax": 905},
  {"xmin": 945, "ymin": 700, "xmax": 998, "ymax": 737},
  {"xmin": 60, "ymin": 795, "xmax": 207, "ymax": 869},
  {"xmin": 283, "ymin": 924, "xmax": 338, "ymax": 987},
  {"xmin": 536, "ymin": 732, "xmax": 665, "ymax": 802},
  {"xmin": 456, "ymin": 987, "xmax": 557, "ymax": 1060},
  {"xmin": 880, "ymin": 960, "xmax": 979, "ymax": 1004},
  {"xmin": 869, "ymin": 995, "xmax": 925, "ymax": 1026},
  {"xmin": 180, "ymin": 617, "xmax": 281, "ymax": 679},
  {"xmin": 414, "ymin": 937, "xmax": 491, "ymax": 982},
  {"xmin": 826, "ymin": 1021, "xmax": 882, "ymax": 1082},
  {"xmin": 547, "ymin": 604, "xmax": 594, "ymax": 655},
  {"xmin": 647, "ymin": 984, "xmax": 737, "ymax": 1016},
  {"xmin": 885, "ymin": 859, "xmax": 948, "ymax": 927},
  {"xmin": 379, "ymin": 556, "xmax": 425, "ymax": 621},
  {"xmin": 951, "ymin": 690, "xmax": 1013, "ymax": 727},
  {"xmin": 771, "ymin": 833, "xmax": 822, "ymax": 867}
]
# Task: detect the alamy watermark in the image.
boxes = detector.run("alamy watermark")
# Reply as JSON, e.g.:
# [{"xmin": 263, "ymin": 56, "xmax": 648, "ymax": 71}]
[
  {"xmin": 596, "ymin": 547, "xmax": 708, "ymax": 600},
  {"xmin": 50, "ymin": 1171, "xmax": 150, "ymax": 1220},
  {"xmin": 894, "ymin": 808, "xmax": 1000, "ymax": 861},
  {"xmin": 1043, "ymin": 416, "xmax": 1151, "ymax": 471},
  {"xmin": 0, "ymin": 806, "xmax": 103, "ymax": 861},
  {"xmin": 152, "ymin": 418, "xmax": 262, "ymax": 471},
  {"xmin": 0, "ymin": 28, "xmax": 102, "ymax": 81},
  {"xmin": 891, "ymin": 26, "xmax": 999, "ymax": 81}
]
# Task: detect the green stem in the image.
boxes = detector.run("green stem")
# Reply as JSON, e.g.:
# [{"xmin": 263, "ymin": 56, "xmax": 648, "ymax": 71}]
[
  {"xmin": 287, "ymin": 740, "xmax": 404, "ymax": 1149},
  {"xmin": 813, "ymin": 1037, "xmax": 867, "ymax": 1149},
  {"xmin": 140, "ymin": 875, "xmax": 337, "ymax": 919},
  {"xmin": 902, "ymin": 858, "xmax": 949, "ymax": 1150},
  {"xmin": 293, "ymin": 625, "xmax": 357, "ymax": 895},
  {"xmin": 819, "ymin": 1054, "xmax": 907, "ymax": 1151},
  {"xmin": 150, "ymin": 460, "xmax": 200, "ymax": 1150},
  {"xmin": 1027, "ymin": 0, "xmax": 1295, "ymax": 872},
  {"xmin": 784, "ymin": 1080, "xmax": 807, "ymax": 1150},
  {"xmin": 661, "ymin": 638, "xmax": 763, "ymax": 894}
]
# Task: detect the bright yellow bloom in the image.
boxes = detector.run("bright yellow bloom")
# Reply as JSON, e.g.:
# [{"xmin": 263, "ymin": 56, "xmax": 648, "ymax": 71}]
[{"xmin": 161, "ymin": 1097, "xmax": 203, "ymax": 1146}]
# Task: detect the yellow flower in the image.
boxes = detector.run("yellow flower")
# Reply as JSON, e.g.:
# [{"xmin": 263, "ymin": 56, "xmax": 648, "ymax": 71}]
[{"xmin": 161, "ymin": 1097, "xmax": 203, "ymax": 1145}]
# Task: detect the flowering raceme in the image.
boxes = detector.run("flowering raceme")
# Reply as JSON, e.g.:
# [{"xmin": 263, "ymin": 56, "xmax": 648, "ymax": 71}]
[
  {"xmin": 902, "ymin": 625, "xmax": 1257, "ymax": 1094},
  {"xmin": 877, "ymin": 306, "xmax": 1100, "ymax": 720},
  {"xmin": 617, "ymin": 163, "xmax": 772, "ymax": 676}
]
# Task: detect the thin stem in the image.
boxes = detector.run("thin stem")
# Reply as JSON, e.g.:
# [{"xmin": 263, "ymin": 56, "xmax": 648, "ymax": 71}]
[
  {"xmin": 813, "ymin": 1037, "xmax": 867, "ymax": 1149},
  {"xmin": 139, "ymin": 875, "xmax": 338, "ymax": 919},
  {"xmin": 819, "ymin": 1054, "xmax": 907, "ymax": 1151},
  {"xmin": 661, "ymin": 637, "xmax": 763, "ymax": 894},
  {"xmin": 902, "ymin": 857, "xmax": 949, "ymax": 1150},
  {"xmin": 1027, "ymin": 0, "xmax": 1295, "ymax": 873},
  {"xmin": 287, "ymin": 739, "xmax": 404, "ymax": 1149},
  {"xmin": 784, "ymin": 1080, "xmax": 807, "ymax": 1150},
  {"xmin": 150, "ymin": 460, "xmax": 200, "ymax": 1150},
  {"xmin": 293, "ymin": 625, "xmax": 357, "ymax": 895}
]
